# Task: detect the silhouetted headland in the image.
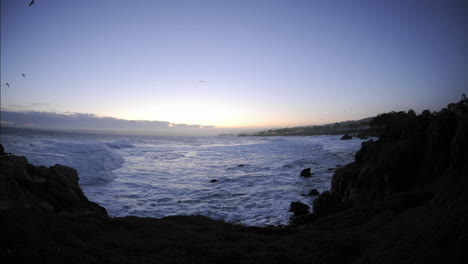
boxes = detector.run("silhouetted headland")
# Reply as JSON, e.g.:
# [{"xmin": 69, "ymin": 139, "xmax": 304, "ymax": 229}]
[
  {"xmin": 242, "ymin": 117, "xmax": 376, "ymax": 137},
  {"xmin": 1, "ymin": 99, "xmax": 467, "ymax": 263}
]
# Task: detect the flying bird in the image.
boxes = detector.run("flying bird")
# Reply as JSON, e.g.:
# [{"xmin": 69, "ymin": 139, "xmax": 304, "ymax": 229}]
[
  {"xmin": 198, "ymin": 80, "xmax": 206, "ymax": 83},
  {"xmin": 5, "ymin": 83, "xmax": 10, "ymax": 88},
  {"xmin": 131, "ymin": 120, "xmax": 136, "ymax": 124},
  {"xmin": 22, "ymin": 73, "xmax": 26, "ymax": 78},
  {"xmin": 29, "ymin": 0, "xmax": 35, "ymax": 7}
]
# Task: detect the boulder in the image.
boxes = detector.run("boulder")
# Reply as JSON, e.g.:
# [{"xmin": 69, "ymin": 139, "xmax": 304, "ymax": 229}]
[
  {"xmin": 289, "ymin": 201, "xmax": 310, "ymax": 216},
  {"xmin": 340, "ymin": 134, "xmax": 352, "ymax": 140},
  {"xmin": 300, "ymin": 168, "xmax": 312, "ymax": 177},
  {"xmin": 307, "ymin": 189, "xmax": 320, "ymax": 196}
]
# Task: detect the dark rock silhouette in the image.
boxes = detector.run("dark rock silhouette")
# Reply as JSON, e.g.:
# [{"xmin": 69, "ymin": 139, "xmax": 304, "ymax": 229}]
[
  {"xmin": 300, "ymin": 168, "xmax": 312, "ymax": 177},
  {"xmin": 210, "ymin": 179, "xmax": 218, "ymax": 183},
  {"xmin": 330, "ymin": 101, "xmax": 468, "ymax": 204},
  {"xmin": 307, "ymin": 189, "xmax": 320, "ymax": 196},
  {"xmin": 340, "ymin": 134, "xmax": 352, "ymax": 140},
  {"xmin": 0, "ymin": 149, "xmax": 107, "ymax": 216},
  {"xmin": 289, "ymin": 201, "xmax": 309, "ymax": 216},
  {"xmin": 312, "ymin": 191, "xmax": 349, "ymax": 216}
]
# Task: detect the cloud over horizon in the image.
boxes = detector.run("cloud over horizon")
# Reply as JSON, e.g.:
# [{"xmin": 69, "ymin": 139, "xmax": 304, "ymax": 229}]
[{"xmin": 0, "ymin": 110, "xmax": 220, "ymax": 136}]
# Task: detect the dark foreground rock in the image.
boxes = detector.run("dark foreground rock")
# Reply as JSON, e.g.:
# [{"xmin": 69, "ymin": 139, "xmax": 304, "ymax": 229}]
[
  {"xmin": 0, "ymin": 153, "xmax": 107, "ymax": 216},
  {"xmin": 1, "ymin": 99, "xmax": 468, "ymax": 264},
  {"xmin": 330, "ymin": 100, "xmax": 468, "ymax": 204},
  {"xmin": 289, "ymin": 202, "xmax": 310, "ymax": 216}
]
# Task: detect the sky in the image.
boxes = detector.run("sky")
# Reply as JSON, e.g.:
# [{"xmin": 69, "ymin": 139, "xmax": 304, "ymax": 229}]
[{"xmin": 1, "ymin": 0, "xmax": 467, "ymax": 131}]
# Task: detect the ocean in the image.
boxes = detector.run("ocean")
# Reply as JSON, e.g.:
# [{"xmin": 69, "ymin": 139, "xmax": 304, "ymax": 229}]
[{"xmin": 0, "ymin": 127, "xmax": 365, "ymax": 226}]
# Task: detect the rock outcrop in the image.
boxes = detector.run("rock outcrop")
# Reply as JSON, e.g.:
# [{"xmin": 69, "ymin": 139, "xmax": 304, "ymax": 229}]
[
  {"xmin": 323, "ymin": 100, "xmax": 468, "ymax": 207},
  {"xmin": 0, "ymin": 148, "xmax": 107, "ymax": 216}
]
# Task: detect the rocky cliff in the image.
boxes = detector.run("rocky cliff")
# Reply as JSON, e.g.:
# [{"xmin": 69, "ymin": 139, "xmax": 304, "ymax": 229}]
[{"xmin": 325, "ymin": 100, "xmax": 468, "ymax": 207}]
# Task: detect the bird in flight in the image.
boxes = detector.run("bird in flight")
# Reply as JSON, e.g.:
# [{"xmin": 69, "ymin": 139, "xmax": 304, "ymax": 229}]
[
  {"xmin": 198, "ymin": 80, "xmax": 206, "ymax": 83},
  {"xmin": 22, "ymin": 73, "xmax": 26, "ymax": 78},
  {"xmin": 29, "ymin": 0, "xmax": 35, "ymax": 7},
  {"xmin": 5, "ymin": 83, "xmax": 10, "ymax": 88},
  {"xmin": 131, "ymin": 120, "xmax": 136, "ymax": 124}
]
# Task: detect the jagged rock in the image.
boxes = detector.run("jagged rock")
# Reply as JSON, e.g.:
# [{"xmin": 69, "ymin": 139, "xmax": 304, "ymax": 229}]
[
  {"xmin": 340, "ymin": 134, "xmax": 352, "ymax": 140},
  {"xmin": 330, "ymin": 100, "xmax": 468, "ymax": 205},
  {"xmin": 289, "ymin": 201, "xmax": 309, "ymax": 216},
  {"xmin": 300, "ymin": 168, "xmax": 312, "ymax": 177},
  {"xmin": 210, "ymin": 179, "xmax": 218, "ymax": 183},
  {"xmin": 0, "ymin": 148, "xmax": 107, "ymax": 217}
]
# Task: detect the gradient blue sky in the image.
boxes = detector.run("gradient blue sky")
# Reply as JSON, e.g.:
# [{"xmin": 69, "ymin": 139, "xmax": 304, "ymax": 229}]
[{"xmin": 1, "ymin": 0, "xmax": 467, "ymax": 129}]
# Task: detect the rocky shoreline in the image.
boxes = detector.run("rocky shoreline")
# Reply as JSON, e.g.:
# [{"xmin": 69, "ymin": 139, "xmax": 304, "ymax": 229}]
[{"xmin": 1, "ymin": 100, "xmax": 468, "ymax": 263}]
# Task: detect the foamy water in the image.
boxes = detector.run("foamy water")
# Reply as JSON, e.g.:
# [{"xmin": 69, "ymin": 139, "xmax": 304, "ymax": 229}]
[{"xmin": 1, "ymin": 127, "xmax": 365, "ymax": 226}]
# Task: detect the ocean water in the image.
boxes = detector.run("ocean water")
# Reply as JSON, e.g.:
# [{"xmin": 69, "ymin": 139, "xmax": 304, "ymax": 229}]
[{"xmin": 1, "ymin": 127, "xmax": 365, "ymax": 226}]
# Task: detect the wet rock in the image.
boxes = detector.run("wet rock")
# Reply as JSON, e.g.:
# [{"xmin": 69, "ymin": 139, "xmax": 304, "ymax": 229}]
[
  {"xmin": 210, "ymin": 179, "xmax": 218, "ymax": 183},
  {"xmin": 289, "ymin": 201, "xmax": 310, "ymax": 216},
  {"xmin": 300, "ymin": 168, "xmax": 312, "ymax": 177},
  {"xmin": 307, "ymin": 189, "xmax": 320, "ymax": 196},
  {"xmin": 340, "ymin": 134, "xmax": 352, "ymax": 140}
]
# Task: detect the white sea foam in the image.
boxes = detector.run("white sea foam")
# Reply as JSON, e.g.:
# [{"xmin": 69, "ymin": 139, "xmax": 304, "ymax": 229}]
[{"xmin": 1, "ymin": 128, "xmax": 366, "ymax": 226}]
